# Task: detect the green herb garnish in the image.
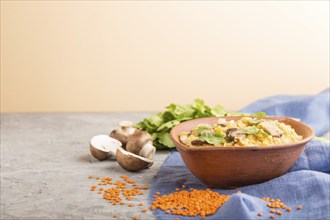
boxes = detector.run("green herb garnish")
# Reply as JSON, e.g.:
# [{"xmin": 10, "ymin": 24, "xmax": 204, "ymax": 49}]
[
  {"xmin": 195, "ymin": 124, "xmax": 213, "ymax": 133},
  {"xmin": 243, "ymin": 127, "xmax": 269, "ymax": 137},
  {"xmin": 199, "ymin": 132, "xmax": 225, "ymax": 146}
]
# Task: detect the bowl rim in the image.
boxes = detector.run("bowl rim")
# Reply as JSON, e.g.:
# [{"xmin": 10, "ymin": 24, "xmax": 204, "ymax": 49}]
[{"xmin": 170, "ymin": 116, "xmax": 314, "ymax": 152}]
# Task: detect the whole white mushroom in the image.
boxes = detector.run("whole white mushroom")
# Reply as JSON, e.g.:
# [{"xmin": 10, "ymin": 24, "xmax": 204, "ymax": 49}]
[{"xmin": 109, "ymin": 121, "xmax": 136, "ymax": 148}]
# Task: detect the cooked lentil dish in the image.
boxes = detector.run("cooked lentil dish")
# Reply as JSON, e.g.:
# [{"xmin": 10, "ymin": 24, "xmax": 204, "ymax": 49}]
[{"xmin": 179, "ymin": 117, "xmax": 302, "ymax": 147}]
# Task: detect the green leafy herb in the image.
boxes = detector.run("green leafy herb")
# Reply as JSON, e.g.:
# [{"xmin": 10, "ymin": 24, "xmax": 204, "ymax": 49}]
[
  {"xmin": 156, "ymin": 132, "xmax": 176, "ymax": 148},
  {"xmin": 243, "ymin": 127, "xmax": 269, "ymax": 137},
  {"xmin": 135, "ymin": 99, "xmax": 266, "ymax": 150},
  {"xmin": 227, "ymin": 112, "xmax": 266, "ymax": 117},
  {"xmin": 210, "ymin": 105, "xmax": 227, "ymax": 117},
  {"xmin": 247, "ymin": 118, "xmax": 263, "ymax": 125},
  {"xmin": 254, "ymin": 112, "xmax": 267, "ymax": 117},
  {"xmin": 195, "ymin": 124, "xmax": 213, "ymax": 133},
  {"xmin": 199, "ymin": 132, "xmax": 225, "ymax": 146}
]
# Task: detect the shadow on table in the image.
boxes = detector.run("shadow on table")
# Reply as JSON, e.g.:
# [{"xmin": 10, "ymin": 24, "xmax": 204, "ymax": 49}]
[{"xmin": 75, "ymin": 154, "xmax": 117, "ymax": 163}]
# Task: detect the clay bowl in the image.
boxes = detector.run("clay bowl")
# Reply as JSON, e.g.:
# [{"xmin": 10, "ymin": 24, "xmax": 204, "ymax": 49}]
[{"xmin": 170, "ymin": 116, "xmax": 314, "ymax": 189}]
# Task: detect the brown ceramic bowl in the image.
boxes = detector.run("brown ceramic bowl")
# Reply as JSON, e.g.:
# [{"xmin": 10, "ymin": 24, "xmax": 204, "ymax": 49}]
[{"xmin": 170, "ymin": 116, "xmax": 314, "ymax": 189}]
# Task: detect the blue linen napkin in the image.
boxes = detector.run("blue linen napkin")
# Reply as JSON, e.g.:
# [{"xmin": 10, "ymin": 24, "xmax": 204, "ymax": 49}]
[{"xmin": 149, "ymin": 89, "xmax": 330, "ymax": 220}]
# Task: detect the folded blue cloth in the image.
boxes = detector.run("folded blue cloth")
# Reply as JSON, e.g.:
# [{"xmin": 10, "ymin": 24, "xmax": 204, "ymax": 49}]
[{"xmin": 149, "ymin": 89, "xmax": 330, "ymax": 220}]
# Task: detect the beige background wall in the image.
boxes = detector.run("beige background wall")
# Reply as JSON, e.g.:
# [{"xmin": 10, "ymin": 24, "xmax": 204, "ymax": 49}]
[{"xmin": 1, "ymin": 1, "xmax": 329, "ymax": 112}]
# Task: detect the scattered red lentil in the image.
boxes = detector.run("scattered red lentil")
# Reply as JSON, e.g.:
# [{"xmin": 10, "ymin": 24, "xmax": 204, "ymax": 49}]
[
  {"xmin": 88, "ymin": 175, "xmax": 151, "ymax": 219},
  {"xmin": 260, "ymin": 196, "xmax": 301, "ymax": 218},
  {"xmin": 263, "ymin": 197, "xmax": 270, "ymax": 202},
  {"xmin": 89, "ymin": 175, "xmax": 303, "ymax": 219},
  {"xmin": 275, "ymin": 210, "xmax": 283, "ymax": 215}
]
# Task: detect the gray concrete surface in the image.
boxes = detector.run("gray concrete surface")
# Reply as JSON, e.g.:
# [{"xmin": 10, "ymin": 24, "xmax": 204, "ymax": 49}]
[{"xmin": 1, "ymin": 113, "xmax": 170, "ymax": 220}]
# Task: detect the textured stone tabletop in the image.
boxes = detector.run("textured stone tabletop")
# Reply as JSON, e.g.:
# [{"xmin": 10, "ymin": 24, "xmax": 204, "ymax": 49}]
[{"xmin": 1, "ymin": 113, "xmax": 170, "ymax": 220}]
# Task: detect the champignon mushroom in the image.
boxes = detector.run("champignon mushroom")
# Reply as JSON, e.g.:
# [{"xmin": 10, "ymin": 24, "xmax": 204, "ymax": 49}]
[
  {"xmin": 191, "ymin": 139, "xmax": 206, "ymax": 146},
  {"xmin": 90, "ymin": 135, "xmax": 123, "ymax": 160},
  {"xmin": 217, "ymin": 118, "xmax": 228, "ymax": 127},
  {"xmin": 126, "ymin": 130, "xmax": 156, "ymax": 160},
  {"xmin": 116, "ymin": 148, "xmax": 154, "ymax": 172},
  {"xmin": 109, "ymin": 121, "xmax": 136, "ymax": 148},
  {"xmin": 260, "ymin": 121, "xmax": 283, "ymax": 137},
  {"xmin": 226, "ymin": 128, "xmax": 245, "ymax": 142}
]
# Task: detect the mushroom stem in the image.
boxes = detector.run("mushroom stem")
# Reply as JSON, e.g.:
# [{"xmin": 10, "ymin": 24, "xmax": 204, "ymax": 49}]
[
  {"xmin": 107, "ymin": 144, "xmax": 124, "ymax": 156},
  {"xmin": 139, "ymin": 142, "xmax": 156, "ymax": 160},
  {"xmin": 120, "ymin": 126, "xmax": 135, "ymax": 135}
]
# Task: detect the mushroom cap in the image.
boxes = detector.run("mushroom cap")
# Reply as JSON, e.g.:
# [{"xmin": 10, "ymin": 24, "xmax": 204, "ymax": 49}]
[
  {"xmin": 116, "ymin": 148, "xmax": 154, "ymax": 172},
  {"xmin": 89, "ymin": 144, "xmax": 109, "ymax": 161},
  {"xmin": 126, "ymin": 130, "xmax": 153, "ymax": 155},
  {"xmin": 118, "ymin": 120, "xmax": 134, "ymax": 128},
  {"xmin": 110, "ymin": 130, "xmax": 128, "ymax": 148},
  {"xmin": 90, "ymin": 135, "xmax": 122, "ymax": 160}
]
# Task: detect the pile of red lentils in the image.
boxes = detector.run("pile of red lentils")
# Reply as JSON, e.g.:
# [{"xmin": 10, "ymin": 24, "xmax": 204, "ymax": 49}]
[
  {"xmin": 150, "ymin": 189, "xmax": 303, "ymax": 219},
  {"xmin": 150, "ymin": 185, "xmax": 230, "ymax": 219},
  {"xmin": 88, "ymin": 175, "xmax": 149, "ymax": 220}
]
